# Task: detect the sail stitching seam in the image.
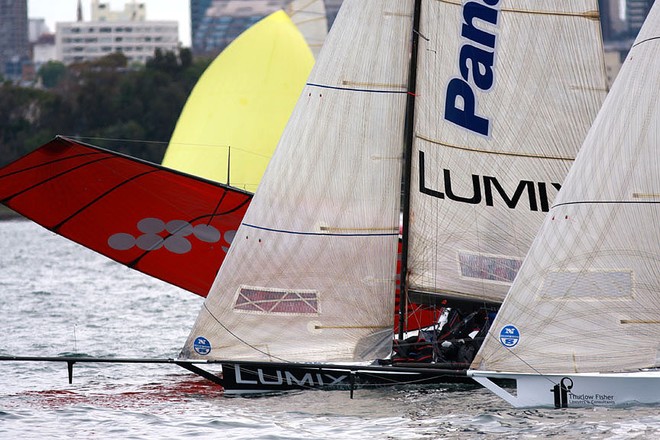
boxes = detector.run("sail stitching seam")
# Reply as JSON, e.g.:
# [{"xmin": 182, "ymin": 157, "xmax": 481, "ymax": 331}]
[
  {"xmin": 436, "ymin": 0, "xmax": 599, "ymax": 20},
  {"xmin": 416, "ymin": 134, "xmax": 574, "ymax": 160},
  {"xmin": 553, "ymin": 200, "xmax": 660, "ymax": 209},
  {"xmin": 306, "ymin": 82, "xmax": 408, "ymax": 94},
  {"xmin": 243, "ymin": 223, "xmax": 398, "ymax": 237},
  {"xmin": 632, "ymin": 35, "xmax": 660, "ymax": 48}
]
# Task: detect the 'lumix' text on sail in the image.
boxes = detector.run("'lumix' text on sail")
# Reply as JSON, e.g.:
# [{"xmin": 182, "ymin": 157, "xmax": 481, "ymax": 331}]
[{"xmin": 419, "ymin": 151, "xmax": 562, "ymax": 212}]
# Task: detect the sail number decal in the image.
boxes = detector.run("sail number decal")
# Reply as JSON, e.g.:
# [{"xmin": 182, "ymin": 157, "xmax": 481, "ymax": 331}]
[
  {"xmin": 194, "ymin": 336, "xmax": 212, "ymax": 355},
  {"xmin": 499, "ymin": 324, "xmax": 520, "ymax": 348},
  {"xmin": 444, "ymin": 0, "xmax": 501, "ymax": 136}
]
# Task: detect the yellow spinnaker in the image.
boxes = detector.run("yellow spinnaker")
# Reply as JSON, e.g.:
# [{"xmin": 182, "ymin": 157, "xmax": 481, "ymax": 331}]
[{"xmin": 162, "ymin": 11, "xmax": 314, "ymax": 192}]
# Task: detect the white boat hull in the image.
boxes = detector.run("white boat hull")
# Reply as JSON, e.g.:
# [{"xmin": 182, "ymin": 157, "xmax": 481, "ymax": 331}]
[{"xmin": 468, "ymin": 370, "xmax": 660, "ymax": 408}]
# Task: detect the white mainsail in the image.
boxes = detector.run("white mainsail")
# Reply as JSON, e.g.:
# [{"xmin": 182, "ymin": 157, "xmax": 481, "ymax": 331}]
[
  {"xmin": 287, "ymin": 0, "xmax": 329, "ymax": 57},
  {"xmin": 472, "ymin": 0, "xmax": 660, "ymax": 382},
  {"xmin": 180, "ymin": 0, "xmax": 609, "ymax": 364},
  {"xmin": 181, "ymin": 0, "xmax": 414, "ymax": 362},
  {"xmin": 406, "ymin": 1, "xmax": 607, "ymax": 304}
]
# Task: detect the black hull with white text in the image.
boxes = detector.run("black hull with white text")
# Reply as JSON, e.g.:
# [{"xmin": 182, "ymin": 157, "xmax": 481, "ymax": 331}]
[
  {"xmin": 219, "ymin": 360, "xmax": 476, "ymax": 395},
  {"xmin": 0, "ymin": 355, "xmax": 482, "ymax": 397}
]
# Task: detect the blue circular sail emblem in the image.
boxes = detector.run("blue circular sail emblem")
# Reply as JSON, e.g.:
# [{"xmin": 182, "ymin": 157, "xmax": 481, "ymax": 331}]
[
  {"xmin": 193, "ymin": 336, "xmax": 212, "ymax": 355},
  {"xmin": 499, "ymin": 325, "xmax": 520, "ymax": 348}
]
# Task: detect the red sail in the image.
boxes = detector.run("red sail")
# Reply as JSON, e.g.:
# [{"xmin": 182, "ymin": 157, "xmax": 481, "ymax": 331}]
[
  {"xmin": 0, "ymin": 136, "xmax": 251, "ymax": 297},
  {"xmin": 1, "ymin": 136, "xmax": 439, "ymax": 331}
]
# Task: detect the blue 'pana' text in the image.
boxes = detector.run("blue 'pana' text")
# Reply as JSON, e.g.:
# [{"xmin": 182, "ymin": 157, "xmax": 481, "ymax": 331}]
[{"xmin": 444, "ymin": 0, "xmax": 501, "ymax": 136}]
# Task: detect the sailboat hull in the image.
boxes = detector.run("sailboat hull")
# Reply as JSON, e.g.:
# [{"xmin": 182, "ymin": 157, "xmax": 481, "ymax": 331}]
[
  {"xmin": 468, "ymin": 370, "xmax": 660, "ymax": 408},
  {"xmin": 221, "ymin": 361, "xmax": 475, "ymax": 395}
]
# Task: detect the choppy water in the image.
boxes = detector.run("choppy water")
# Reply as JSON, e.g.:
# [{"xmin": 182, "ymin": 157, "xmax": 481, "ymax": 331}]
[{"xmin": 1, "ymin": 220, "xmax": 659, "ymax": 439}]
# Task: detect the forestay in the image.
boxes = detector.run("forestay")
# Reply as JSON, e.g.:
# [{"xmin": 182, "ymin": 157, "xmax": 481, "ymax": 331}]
[
  {"xmin": 181, "ymin": 0, "xmax": 414, "ymax": 362},
  {"xmin": 472, "ymin": 3, "xmax": 660, "ymax": 374},
  {"xmin": 406, "ymin": 0, "xmax": 607, "ymax": 304}
]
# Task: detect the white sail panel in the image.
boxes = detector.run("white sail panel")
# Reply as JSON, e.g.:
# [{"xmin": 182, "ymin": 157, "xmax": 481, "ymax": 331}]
[
  {"xmin": 287, "ymin": 0, "xmax": 329, "ymax": 57},
  {"xmin": 181, "ymin": 0, "xmax": 414, "ymax": 362},
  {"xmin": 407, "ymin": 0, "xmax": 607, "ymax": 303},
  {"xmin": 473, "ymin": 3, "xmax": 660, "ymax": 374}
]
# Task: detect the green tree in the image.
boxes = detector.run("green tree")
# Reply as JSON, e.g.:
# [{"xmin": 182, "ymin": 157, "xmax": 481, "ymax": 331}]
[
  {"xmin": 38, "ymin": 61, "xmax": 67, "ymax": 88},
  {"xmin": 0, "ymin": 82, "xmax": 73, "ymax": 166},
  {"xmin": 0, "ymin": 50, "xmax": 213, "ymax": 167}
]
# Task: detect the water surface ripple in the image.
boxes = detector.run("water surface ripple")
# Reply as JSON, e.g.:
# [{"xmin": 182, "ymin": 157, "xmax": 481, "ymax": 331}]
[{"xmin": 1, "ymin": 221, "xmax": 659, "ymax": 439}]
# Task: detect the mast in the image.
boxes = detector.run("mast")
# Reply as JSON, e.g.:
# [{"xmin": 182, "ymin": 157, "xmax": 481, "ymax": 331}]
[
  {"xmin": 182, "ymin": 0, "xmax": 416, "ymax": 362},
  {"xmin": 402, "ymin": 1, "xmax": 607, "ymax": 309},
  {"xmin": 398, "ymin": 0, "xmax": 422, "ymax": 340}
]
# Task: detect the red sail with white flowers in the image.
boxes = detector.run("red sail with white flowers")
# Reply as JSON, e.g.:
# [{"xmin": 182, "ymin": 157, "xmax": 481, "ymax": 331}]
[{"xmin": 0, "ymin": 136, "xmax": 251, "ymax": 297}]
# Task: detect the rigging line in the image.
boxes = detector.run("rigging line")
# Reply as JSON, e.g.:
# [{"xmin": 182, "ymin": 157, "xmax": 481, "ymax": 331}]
[
  {"xmin": 166, "ymin": 142, "xmax": 274, "ymax": 160},
  {"xmin": 287, "ymin": 0, "xmax": 322, "ymax": 16},
  {"xmin": 67, "ymin": 135, "xmax": 274, "ymax": 160},
  {"xmin": 632, "ymin": 35, "xmax": 660, "ymax": 48},
  {"xmin": 552, "ymin": 199, "xmax": 660, "ymax": 209},
  {"xmin": 481, "ymin": 327, "xmax": 559, "ymax": 386},
  {"xmin": 166, "ymin": 141, "xmax": 229, "ymax": 148},
  {"xmin": 243, "ymin": 223, "xmax": 399, "ymax": 237},
  {"xmin": 416, "ymin": 134, "xmax": 575, "ymax": 161},
  {"xmin": 306, "ymin": 82, "xmax": 408, "ymax": 94},
  {"xmin": 413, "ymin": 28, "xmax": 429, "ymax": 42},
  {"xmin": 60, "ymin": 136, "xmax": 254, "ymax": 196},
  {"xmin": 63, "ymin": 135, "xmax": 168, "ymax": 145},
  {"xmin": 63, "ymin": 135, "xmax": 272, "ymax": 161},
  {"xmin": 200, "ymin": 302, "xmax": 291, "ymax": 363},
  {"xmin": 437, "ymin": 0, "xmax": 600, "ymax": 20}
]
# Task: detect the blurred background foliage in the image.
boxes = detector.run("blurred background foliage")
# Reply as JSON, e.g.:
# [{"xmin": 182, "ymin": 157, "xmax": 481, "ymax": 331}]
[{"xmin": 0, "ymin": 48, "xmax": 211, "ymax": 167}]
